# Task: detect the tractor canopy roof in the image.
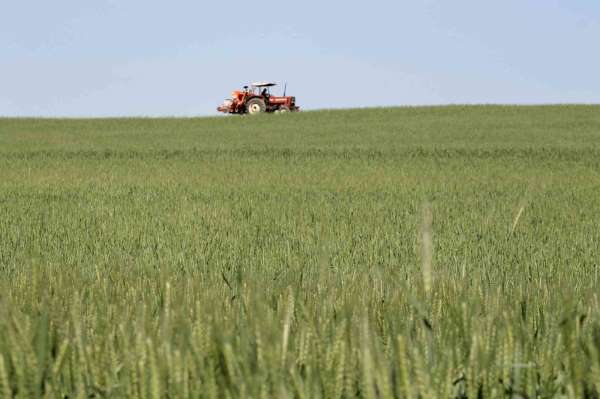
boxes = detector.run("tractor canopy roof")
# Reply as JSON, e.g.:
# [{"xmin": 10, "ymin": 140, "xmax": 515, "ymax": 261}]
[{"xmin": 251, "ymin": 82, "xmax": 277, "ymax": 88}]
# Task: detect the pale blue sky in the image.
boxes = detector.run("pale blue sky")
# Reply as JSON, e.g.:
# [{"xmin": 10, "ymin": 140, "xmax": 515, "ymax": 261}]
[{"xmin": 1, "ymin": 0, "xmax": 599, "ymax": 116}]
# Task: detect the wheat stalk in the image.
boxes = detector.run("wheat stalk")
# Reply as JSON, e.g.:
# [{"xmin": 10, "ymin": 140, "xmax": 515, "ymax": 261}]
[
  {"xmin": 421, "ymin": 202, "xmax": 434, "ymax": 296},
  {"xmin": 511, "ymin": 204, "xmax": 526, "ymax": 234},
  {"xmin": 280, "ymin": 287, "xmax": 295, "ymax": 369}
]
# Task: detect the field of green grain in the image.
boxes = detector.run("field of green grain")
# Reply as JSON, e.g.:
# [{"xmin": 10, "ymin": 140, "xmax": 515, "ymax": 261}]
[{"xmin": 1, "ymin": 105, "xmax": 600, "ymax": 398}]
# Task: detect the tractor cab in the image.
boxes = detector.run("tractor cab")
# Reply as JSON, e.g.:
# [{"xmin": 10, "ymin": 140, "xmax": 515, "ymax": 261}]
[{"xmin": 250, "ymin": 82, "xmax": 277, "ymax": 97}]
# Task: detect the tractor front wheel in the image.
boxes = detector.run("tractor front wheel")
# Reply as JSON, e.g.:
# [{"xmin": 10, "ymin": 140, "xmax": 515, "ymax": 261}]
[
  {"xmin": 277, "ymin": 106, "xmax": 291, "ymax": 113},
  {"xmin": 246, "ymin": 98, "xmax": 266, "ymax": 115}
]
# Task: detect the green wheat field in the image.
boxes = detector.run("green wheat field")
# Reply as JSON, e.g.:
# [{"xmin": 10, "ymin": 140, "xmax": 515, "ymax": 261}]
[{"xmin": 1, "ymin": 105, "xmax": 600, "ymax": 398}]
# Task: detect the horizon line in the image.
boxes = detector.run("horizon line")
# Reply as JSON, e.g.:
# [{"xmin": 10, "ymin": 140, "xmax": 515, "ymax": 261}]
[{"xmin": 1, "ymin": 102, "xmax": 599, "ymax": 120}]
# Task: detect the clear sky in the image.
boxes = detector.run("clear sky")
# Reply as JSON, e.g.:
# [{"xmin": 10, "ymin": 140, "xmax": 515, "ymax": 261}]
[{"xmin": 1, "ymin": 0, "xmax": 599, "ymax": 117}]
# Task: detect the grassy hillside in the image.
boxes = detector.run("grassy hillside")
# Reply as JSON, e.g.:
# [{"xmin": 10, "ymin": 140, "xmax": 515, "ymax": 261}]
[{"xmin": 1, "ymin": 105, "xmax": 600, "ymax": 398}]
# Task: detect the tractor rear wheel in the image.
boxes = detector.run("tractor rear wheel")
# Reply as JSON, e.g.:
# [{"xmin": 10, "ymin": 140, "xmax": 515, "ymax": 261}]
[{"xmin": 246, "ymin": 98, "xmax": 266, "ymax": 115}]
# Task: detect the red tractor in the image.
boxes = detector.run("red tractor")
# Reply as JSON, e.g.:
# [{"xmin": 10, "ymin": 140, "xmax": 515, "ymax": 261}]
[{"xmin": 217, "ymin": 82, "xmax": 300, "ymax": 115}]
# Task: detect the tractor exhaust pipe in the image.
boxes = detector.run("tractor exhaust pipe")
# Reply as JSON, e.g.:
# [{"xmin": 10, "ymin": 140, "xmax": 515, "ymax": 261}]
[{"xmin": 283, "ymin": 82, "xmax": 287, "ymax": 97}]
